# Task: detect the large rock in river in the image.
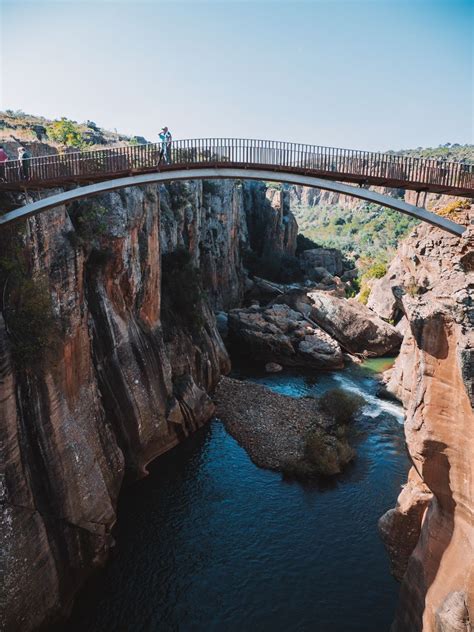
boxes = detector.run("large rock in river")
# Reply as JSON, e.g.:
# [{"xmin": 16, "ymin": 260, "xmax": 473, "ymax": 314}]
[
  {"xmin": 304, "ymin": 290, "xmax": 402, "ymax": 356},
  {"xmin": 228, "ymin": 303, "xmax": 344, "ymax": 369}
]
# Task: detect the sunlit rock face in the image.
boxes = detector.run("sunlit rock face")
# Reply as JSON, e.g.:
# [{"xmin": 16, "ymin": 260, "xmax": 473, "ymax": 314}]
[
  {"xmin": 227, "ymin": 303, "xmax": 344, "ymax": 370},
  {"xmin": 0, "ymin": 176, "xmax": 298, "ymax": 630},
  {"xmin": 305, "ymin": 290, "xmax": 403, "ymax": 357},
  {"xmin": 374, "ymin": 208, "xmax": 474, "ymax": 632}
]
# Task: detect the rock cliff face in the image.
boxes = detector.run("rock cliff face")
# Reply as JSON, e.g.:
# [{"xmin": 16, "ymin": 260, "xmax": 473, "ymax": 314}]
[
  {"xmin": 373, "ymin": 209, "xmax": 474, "ymax": 632},
  {"xmin": 0, "ymin": 177, "xmax": 298, "ymax": 631},
  {"xmin": 246, "ymin": 183, "xmax": 298, "ymax": 257}
]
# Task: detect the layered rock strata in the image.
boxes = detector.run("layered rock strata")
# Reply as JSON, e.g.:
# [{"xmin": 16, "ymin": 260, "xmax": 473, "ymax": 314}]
[{"xmin": 0, "ymin": 176, "xmax": 298, "ymax": 631}]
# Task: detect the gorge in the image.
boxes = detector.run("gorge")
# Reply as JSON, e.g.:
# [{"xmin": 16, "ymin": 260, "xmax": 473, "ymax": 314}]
[{"xmin": 0, "ymin": 125, "xmax": 473, "ymax": 632}]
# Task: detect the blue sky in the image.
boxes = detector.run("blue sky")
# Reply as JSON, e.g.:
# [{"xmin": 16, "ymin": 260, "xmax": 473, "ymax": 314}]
[{"xmin": 1, "ymin": 0, "xmax": 472, "ymax": 151}]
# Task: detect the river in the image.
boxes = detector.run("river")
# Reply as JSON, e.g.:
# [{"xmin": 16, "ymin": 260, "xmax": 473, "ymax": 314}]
[{"xmin": 63, "ymin": 360, "xmax": 409, "ymax": 632}]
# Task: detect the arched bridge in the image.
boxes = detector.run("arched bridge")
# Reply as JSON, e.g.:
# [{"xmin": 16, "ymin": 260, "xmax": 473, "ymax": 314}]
[{"xmin": 0, "ymin": 138, "xmax": 472, "ymax": 235}]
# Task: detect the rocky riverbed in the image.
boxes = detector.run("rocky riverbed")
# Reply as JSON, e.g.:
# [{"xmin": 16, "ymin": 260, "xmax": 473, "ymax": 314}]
[{"xmin": 214, "ymin": 376, "xmax": 357, "ymax": 477}]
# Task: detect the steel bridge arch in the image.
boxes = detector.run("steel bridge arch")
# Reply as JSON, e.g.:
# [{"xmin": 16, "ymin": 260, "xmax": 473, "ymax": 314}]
[{"xmin": 0, "ymin": 167, "xmax": 466, "ymax": 236}]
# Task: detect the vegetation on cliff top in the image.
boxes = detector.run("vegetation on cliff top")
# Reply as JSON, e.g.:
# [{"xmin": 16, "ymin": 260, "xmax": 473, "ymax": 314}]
[
  {"xmin": 291, "ymin": 143, "xmax": 473, "ymax": 264},
  {"xmin": 389, "ymin": 143, "xmax": 474, "ymax": 163},
  {"xmin": 0, "ymin": 110, "xmax": 145, "ymax": 148},
  {"xmin": 293, "ymin": 202, "xmax": 418, "ymax": 263}
]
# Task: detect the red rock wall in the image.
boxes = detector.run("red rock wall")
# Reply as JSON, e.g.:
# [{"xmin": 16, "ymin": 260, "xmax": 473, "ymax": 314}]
[
  {"xmin": 0, "ymin": 185, "xmax": 230, "ymax": 630},
  {"xmin": 376, "ymin": 211, "xmax": 474, "ymax": 631},
  {"xmin": 0, "ymin": 175, "xmax": 299, "ymax": 631}
]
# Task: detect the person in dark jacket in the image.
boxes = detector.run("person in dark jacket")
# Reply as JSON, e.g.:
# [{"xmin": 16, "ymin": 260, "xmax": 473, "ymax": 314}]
[{"xmin": 18, "ymin": 146, "xmax": 32, "ymax": 180}]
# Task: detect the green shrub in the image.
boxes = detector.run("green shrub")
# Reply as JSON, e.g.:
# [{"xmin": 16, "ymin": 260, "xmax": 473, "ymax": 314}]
[
  {"xmin": 72, "ymin": 203, "xmax": 108, "ymax": 244},
  {"xmin": 47, "ymin": 117, "xmax": 85, "ymax": 147},
  {"xmin": 436, "ymin": 199, "xmax": 470, "ymax": 218},
  {"xmin": 320, "ymin": 388, "xmax": 365, "ymax": 424},
  {"xmin": 356, "ymin": 260, "xmax": 387, "ymax": 304},
  {"xmin": 358, "ymin": 283, "xmax": 371, "ymax": 305},
  {"xmin": 363, "ymin": 261, "xmax": 388, "ymax": 280},
  {"xmin": 304, "ymin": 429, "xmax": 355, "ymax": 475},
  {"xmin": 282, "ymin": 429, "xmax": 355, "ymax": 478}
]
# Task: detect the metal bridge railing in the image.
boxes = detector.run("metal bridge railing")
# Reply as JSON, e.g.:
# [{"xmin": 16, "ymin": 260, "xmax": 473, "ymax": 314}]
[{"xmin": 1, "ymin": 138, "xmax": 473, "ymax": 192}]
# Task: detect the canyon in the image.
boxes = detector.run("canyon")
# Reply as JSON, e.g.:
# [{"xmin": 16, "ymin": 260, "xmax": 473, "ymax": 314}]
[
  {"xmin": 0, "ymin": 176, "xmax": 300, "ymax": 631},
  {"xmin": 0, "ymin": 131, "xmax": 473, "ymax": 630}
]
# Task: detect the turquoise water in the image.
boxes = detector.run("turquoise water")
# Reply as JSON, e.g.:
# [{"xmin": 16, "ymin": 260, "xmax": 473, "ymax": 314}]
[{"xmin": 63, "ymin": 364, "xmax": 408, "ymax": 632}]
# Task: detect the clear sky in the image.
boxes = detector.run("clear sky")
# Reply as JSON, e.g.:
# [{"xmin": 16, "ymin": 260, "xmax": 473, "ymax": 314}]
[{"xmin": 0, "ymin": 0, "xmax": 472, "ymax": 151}]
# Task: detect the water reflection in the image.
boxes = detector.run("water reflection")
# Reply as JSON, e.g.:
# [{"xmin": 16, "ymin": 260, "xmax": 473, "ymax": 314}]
[{"xmin": 62, "ymin": 365, "xmax": 408, "ymax": 632}]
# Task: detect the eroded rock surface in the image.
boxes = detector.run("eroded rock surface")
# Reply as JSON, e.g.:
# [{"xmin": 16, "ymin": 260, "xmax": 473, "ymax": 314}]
[
  {"xmin": 228, "ymin": 303, "xmax": 344, "ymax": 369},
  {"xmin": 375, "ymin": 209, "xmax": 474, "ymax": 632},
  {"xmin": 303, "ymin": 290, "xmax": 402, "ymax": 356},
  {"xmin": 0, "ymin": 175, "xmax": 300, "ymax": 631}
]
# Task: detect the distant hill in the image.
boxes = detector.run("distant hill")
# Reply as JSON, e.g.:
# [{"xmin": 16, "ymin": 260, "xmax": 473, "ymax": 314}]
[
  {"xmin": 292, "ymin": 200, "xmax": 418, "ymax": 266},
  {"xmin": 290, "ymin": 143, "xmax": 473, "ymax": 265},
  {"xmin": 388, "ymin": 143, "xmax": 474, "ymax": 163}
]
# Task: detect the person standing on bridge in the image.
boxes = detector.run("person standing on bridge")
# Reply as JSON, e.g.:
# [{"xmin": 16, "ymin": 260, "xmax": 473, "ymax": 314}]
[
  {"xmin": 0, "ymin": 145, "xmax": 8, "ymax": 182},
  {"xmin": 18, "ymin": 146, "xmax": 32, "ymax": 180},
  {"xmin": 159, "ymin": 126, "xmax": 172, "ymax": 164}
]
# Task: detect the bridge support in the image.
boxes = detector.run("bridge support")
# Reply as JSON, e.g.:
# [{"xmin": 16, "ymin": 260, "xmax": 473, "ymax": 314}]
[{"xmin": 0, "ymin": 168, "xmax": 466, "ymax": 236}]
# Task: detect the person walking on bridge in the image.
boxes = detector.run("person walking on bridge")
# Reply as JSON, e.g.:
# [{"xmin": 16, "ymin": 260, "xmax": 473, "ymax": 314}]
[{"xmin": 159, "ymin": 126, "xmax": 172, "ymax": 164}]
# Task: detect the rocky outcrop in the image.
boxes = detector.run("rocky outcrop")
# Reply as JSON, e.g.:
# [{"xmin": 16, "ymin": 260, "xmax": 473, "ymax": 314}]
[
  {"xmin": 0, "ymin": 174, "xmax": 301, "ymax": 631},
  {"xmin": 0, "ymin": 187, "xmax": 229, "ymax": 631},
  {"xmin": 374, "ymin": 209, "xmax": 474, "ymax": 632},
  {"xmin": 159, "ymin": 179, "xmax": 248, "ymax": 310},
  {"xmin": 244, "ymin": 182, "xmax": 297, "ymax": 258},
  {"xmin": 228, "ymin": 303, "xmax": 344, "ymax": 369},
  {"xmin": 299, "ymin": 247, "xmax": 344, "ymax": 277},
  {"xmin": 300, "ymin": 290, "xmax": 402, "ymax": 356}
]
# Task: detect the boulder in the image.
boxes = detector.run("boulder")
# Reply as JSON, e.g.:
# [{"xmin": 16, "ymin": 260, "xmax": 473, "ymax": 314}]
[
  {"xmin": 228, "ymin": 303, "xmax": 343, "ymax": 369},
  {"xmin": 306, "ymin": 290, "xmax": 402, "ymax": 356},
  {"xmin": 265, "ymin": 362, "xmax": 283, "ymax": 373},
  {"xmin": 300, "ymin": 247, "xmax": 344, "ymax": 277},
  {"xmin": 367, "ymin": 273, "xmax": 402, "ymax": 321}
]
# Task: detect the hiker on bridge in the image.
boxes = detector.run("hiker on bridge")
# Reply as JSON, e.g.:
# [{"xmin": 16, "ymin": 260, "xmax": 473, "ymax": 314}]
[
  {"xmin": 159, "ymin": 126, "xmax": 172, "ymax": 164},
  {"xmin": 18, "ymin": 146, "xmax": 32, "ymax": 180}
]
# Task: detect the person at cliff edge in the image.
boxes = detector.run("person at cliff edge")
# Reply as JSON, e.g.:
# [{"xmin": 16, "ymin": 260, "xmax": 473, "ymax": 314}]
[{"xmin": 159, "ymin": 126, "xmax": 172, "ymax": 164}]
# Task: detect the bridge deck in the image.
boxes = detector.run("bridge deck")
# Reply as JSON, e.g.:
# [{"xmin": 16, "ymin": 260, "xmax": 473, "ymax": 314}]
[{"xmin": 1, "ymin": 139, "xmax": 473, "ymax": 197}]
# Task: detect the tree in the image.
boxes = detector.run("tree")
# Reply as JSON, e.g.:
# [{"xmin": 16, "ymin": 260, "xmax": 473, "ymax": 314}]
[{"xmin": 47, "ymin": 118, "xmax": 84, "ymax": 147}]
